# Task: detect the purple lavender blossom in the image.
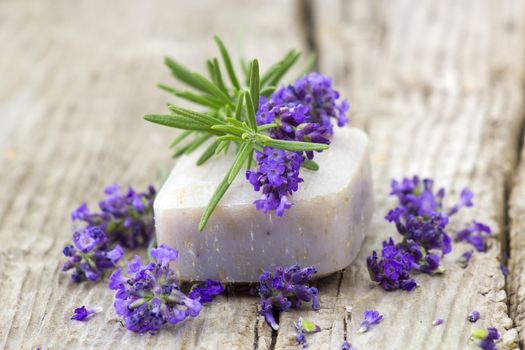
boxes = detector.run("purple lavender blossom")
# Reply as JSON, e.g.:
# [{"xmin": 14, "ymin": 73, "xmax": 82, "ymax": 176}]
[
  {"xmin": 366, "ymin": 238, "xmax": 417, "ymax": 292},
  {"xmin": 500, "ymin": 263, "xmax": 509, "ymax": 277},
  {"xmin": 471, "ymin": 327, "xmax": 500, "ymax": 350},
  {"xmin": 432, "ymin": 318, "xmax": 444, "ymax": 326},
  {"xmin": 294, "ymin": 318, "xmax": 321, "ymax": 348},
  {"xmin": 272, "ymin": 72, "xmax": 350, "ymax": 134},
  {"xmin": 71, "ymin": 184, "xmax": 156, "ymax": 248},
  {"xmin": 341, "ymin": 341, "xmax": 357, "ymax": 350},
  {"xmin": 468, "ymin": 310, "xmax": 481, "ymax": 323},
  {"xmin": 455, "ymin": 221, "xmax": 492, "ymax": 252},
  {"xmin": 457, "ymin": 250, "xmax": 474, "ymax": 269},
  {"xmin": 246, "ymin": 147, "xmax": 304, "ymax": 216},
  {"xmin": 447, "ymin": 188, "xmax": 474, "ymax": 216},
  {"xmin": 258, "ymin": 265, "xmax": 320, "ymax": 330},
  {"xmin": 189, "ymin": 279, "xmax": 225, "ymax": 303},
  {"xmin": 62, "ymin": 226, "xmax": 123, "ymax": 282},
  {"xmin": 71, "ymin": 305, "xmax": 101, "ymax": 321},
  {"xmin": 358, "ymin": 309, "xmax": 383, "ymax": 333},
  {"xmin": 109, "ymin": 244, "xmax": 202, "ymax": 333}
]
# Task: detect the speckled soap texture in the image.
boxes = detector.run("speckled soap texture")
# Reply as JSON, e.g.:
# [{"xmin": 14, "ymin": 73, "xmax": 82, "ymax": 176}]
[{"xmin": 154, "ymin": 127, "xmax": 374, "ymax": 282}]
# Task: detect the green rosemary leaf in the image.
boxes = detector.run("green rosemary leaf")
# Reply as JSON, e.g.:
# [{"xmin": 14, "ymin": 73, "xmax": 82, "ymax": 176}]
[
  {"xmin": 169, "ymin": 130, "xmax": 193, "ymax": 148},
  {"xmin": 244, "ymin": 91, "xmax": 257, "ymax": 131},
  {"xmin": 168, "ymin": 105, "xmax": 224, "ymax": 126},
  {"xmin": 214, "ymin": 36, "xmax": 241, "ymax": 90},
  {"xmin": 247, "ymin": 147, "xmax": 254, "ymax": 170},
  {"xmin": 268, "ymin": 51, "xmax": 301, "ymax": 87},
  {"xmin": 227, "ymin": 142, "xmax": 252, "ymax": 184},
  {"xmin": 198, "ymin": 171, "xmax": 231, "ymax": 232},
  {"xmin": 217, "ymin": 135, "xmax": 241, "ymax": 142},
  {"xmin": 240, "ymin": 56, "xmax": 250, "ymax": 84},
  {"xmin": 224, "ymin": 117, "xmax": 245, "ymax": 128},
  {"xmin": 215, "ymin": 140, "xmax": 229, "ymax": 155},
  {"xmin": 158, "ymin": 83, "xmax": 222, "ymax": 109},
  {"xmin": 260, "ymin": 50, "xmax": 294, "ymax": 86},
  {"xmin": 211, "ymin": 124, "xmax": 246, "ymax": 136},
  {"xmin": 184, "ymin": 133, "xmax": 212, "ymax": 154},
  {"xmin": 257, "ymin": 123, "xmax": 277, "ymax": 131},
  {"xmin": 164, "ymin": 57, "xmax": 210, "ymax": 93},
  {"xmin": 206, "ymin": 59, "xmax": 216, "ymax": 83},
  {"xmin": 196, "ymin": 140, "xmax": 221, "ymax": 165},
  {"xmin": 301, "ymin": 159, "xmax": 320, "ymax": 171},
  {"xmin": 297, "ymin": 53, "xmax": 317, "ymax": 78},
  {"xmin": 212, "ymin": 58, "xmax": 229, "ymax": 96},
  {"xmin": 260, "ymin": 86, "xmax": 276, "ymax": 97},
  {"xmin": 258, "ymin": 135, "xmax": 329, "ymax": 151},
  {"xmin": 190, "ymin": 72, "xmax": 233, "ymax": 106},
  {"xmin": 234, "ymin": 93, "xmax": 243, "ymax": 121},
  {"xmin": 144, "ymin": 114, "xmax": 217, "ymax": 133},
  {"xmin": 249, "ymin": 59, "xmax": 260, "ymax": 111}
]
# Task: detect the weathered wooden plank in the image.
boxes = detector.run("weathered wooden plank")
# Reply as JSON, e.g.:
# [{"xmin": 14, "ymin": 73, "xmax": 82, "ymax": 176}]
[
  {"xmin": 509, "ymin": 137, "xmax": 525, "ymax": 346},
  {"xmin": 272, "ymin": 0, "xmax": 525, "ymax": 349},
  {"xmin": 0, "ymin": 0, "xmax": 304, "ymax": 348}
]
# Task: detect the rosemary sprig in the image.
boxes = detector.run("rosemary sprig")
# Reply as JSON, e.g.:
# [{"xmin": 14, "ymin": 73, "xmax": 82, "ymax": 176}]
[{"xmin": 145, "ymin": 36, "xmax": 323, "ymax": 231}]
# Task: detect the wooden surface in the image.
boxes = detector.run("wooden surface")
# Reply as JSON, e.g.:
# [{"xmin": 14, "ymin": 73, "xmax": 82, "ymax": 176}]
[{"xmin": 1, "ymin": 0, "xmax": 525, "ymax": 349}]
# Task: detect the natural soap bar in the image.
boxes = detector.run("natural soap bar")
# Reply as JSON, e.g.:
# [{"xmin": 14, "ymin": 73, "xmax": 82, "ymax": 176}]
[{"xmin": 154, "ymin": 127, "xmax": 373, "ymax": 282}]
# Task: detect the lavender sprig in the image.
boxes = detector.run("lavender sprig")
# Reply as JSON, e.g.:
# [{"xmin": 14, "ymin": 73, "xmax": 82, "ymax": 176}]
[
  {"xmin": 471, "ymin": 327, "xmax": 500, "ymax": 350},
  {"xmin": 257, "ymin": 265, "xmax": 320, "ymax": 330},
  {"xmin": 71, "ymin": 184, "xmax": 156, "ymax": 248},
  {"xmin": 62, "ymin": 226, "xmax": 123, "ymax": 282},
  {"xmin": 109, "ymin": 244, "xmax": 202, "ymax": 333}
]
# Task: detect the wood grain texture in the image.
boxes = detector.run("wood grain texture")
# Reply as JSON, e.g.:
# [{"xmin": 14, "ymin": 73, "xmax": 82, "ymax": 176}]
[
  {"xmin": 0, "ymin": 0, "xmax": 304, "ymax": 348},
  {"xmin": 270, "ymin": 0, "xmax": 525, "ymax": 349},
  {"xmin": 2, "ymin": 0, "xmax": 525, "ymax": 349}
]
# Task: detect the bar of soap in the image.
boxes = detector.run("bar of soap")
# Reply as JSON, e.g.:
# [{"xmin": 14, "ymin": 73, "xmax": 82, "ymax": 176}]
[{"xmin": 154, "ymin": 127, "xmax": 373, "ymax": 282}]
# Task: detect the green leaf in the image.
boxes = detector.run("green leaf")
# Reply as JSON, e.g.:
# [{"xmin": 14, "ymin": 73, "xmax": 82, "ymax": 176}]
[
  {"xmin": 167, "ymin": 105, "xmax": 224, "ymax": 126},
  {"xmin": 244, "ymin": 91, "xmax": 257, "ymax": 131},
  {"xmin": 301, "ymin": 159, "xmax": 319, "ymax": 171},
  {"xmin": 190, "ymin": 72, "xmax": 233, "ymax": 106},
  {"xmin": 234, "ymin": 93, "xmax": 244, "ymax": 121},
  {"xmin": 212, "ymin": 58, "xmax": 229, "ymax": 95},
  {"xmin": 224, "ymin": 117, "xmax": 246, "ymax": 128},
  {"xmin": 296, "ymin": 53, "xmax": 317, "ymax": 79},
  {"xmin": 198, "ymin": 171, "xmax": 232, "ymax": 232},
  {"xmin": 211, "ymin": 124, "xmax": 246, "ymax": 136},
  {"xmin": 215, "ymin": 140, "xmax": 229, "ymax": 155},
  {"xmin": 300, "ymin": 319, "xmax": 319, "ymax": 333},
  {"xmin": 144, "ymin": 114, "xmax": 218, "ymax": 133},
  {"xmin": 228, "ymin": 143, "xmax": 253, "ymax": 184},
  {"xmin": 158, "ymin": 83, "xmax": 222, "ymax": 109},
  {"xmin": 260, "ymin": 50, "xmax": 294, "ymax": 86},
  {"xmin": 217, "ymin": 134, "xmax": 241, "ymax": 142},
  {"xmin": 247, "ymin": 147, "xmax": 254, "ymax": 169},
  {"xmin": 257, "ymin": 123, "xmax": 277, "ymax": 131},
  {"xmin": 249, "ymin": 59, "xmax": 260, "ymax": 111},
  {"xmin": 260, "ymin": 86, "xmax": 276, "ymax": 97},
  {"xmin": 184, "ymin": 133, "xmax": 212, "ymax": 154},
  {"xmin": 268, "ymin": 51, "xmax": 301, "ymax": 87},
  {"xmin": 214, "ymin": 36, "xmax": 241, "ymax": 90},
  {"xmin": 196, "ymin": 140, "xmax": 220, "ymax": 165},
  {"xmin": 164, "ymin": 57, "xmax": 210, "ymax": 93},
  {"xmin": 258, "ymin": 135, "xmax": 329, "ymax": 151},
  {"xmin": 240, "ymin": 56, "xmax": 250, "ymax": 84},
  {"xmin": 169, "ymin": 130, "xmax": 193, "ymax": 148}
]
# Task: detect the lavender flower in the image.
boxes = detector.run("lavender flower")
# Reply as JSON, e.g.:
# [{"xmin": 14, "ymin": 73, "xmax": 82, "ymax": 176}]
[
  {"xmin": 341, "ymin": 340, "xmax": 357, "ymax": 350},
  {"xmin": 457, "ymin": 250, "xmax": 474, "ymax": 269},
  {"xmin": 294, "ymin": 318, "xmax": 321, "ymax": 348},
  {"xmin": 71, "ymin": 305, "xmax": 102, "ymax": 321},
  {"xmin": 71, "ymin": 184, "xmax": 156, "ymax": 248},
  {"xmin": 109, "ymin": 244, "xmax": 201, "ymax": 333},
  {"xmin": 366, "ymin": 238, "xmax": 417, "ymax": 291},
  {"xmin": 432, "ymin": 318, "xmax": 444, "ymax": 326},
  {"xmin": 358, "ymin": 309, "xmax": 383, "ymax": 333},
  {"xmin": 455, "ymin": 221, "xmax": 492, "ymax": 252},
  {"xmin": 272, "ymin": 72, "xmax": 350, "ymax": 135},
  {"xmin": 447, "ymin": 188, "xmax": 474, "ymax": 216},
  {"xmin": 471, "ymin": 327, "xmax": 500, "ymax": 350},
  {"xmin": 500, "ymin": 263, "xmax": 509, "ymax": 277},
  {"xmin": 246, "ymin": 147, "xmax": 304, "ymax": 216},
  {"xmin": 468, "ymin": 310, "xmax": 481, "ymax": 323},
  {"xmin": 188, "ymin": 279, "xmax": 225, "ymax": 303},
  {"xmin": 62, "ymin": 226, "xmax": 123, "ymax": 282},
  {"xmin": 258, "ymin": 265, "xmax": 320, "ymax": 330}
]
